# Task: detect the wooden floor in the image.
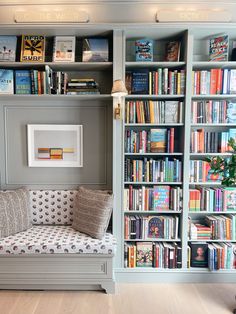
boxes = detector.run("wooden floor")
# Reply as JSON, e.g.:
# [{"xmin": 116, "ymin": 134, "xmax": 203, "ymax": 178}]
[{"xmin": 0, "ymin": 284, "xmax": 236, "ymax": 314}]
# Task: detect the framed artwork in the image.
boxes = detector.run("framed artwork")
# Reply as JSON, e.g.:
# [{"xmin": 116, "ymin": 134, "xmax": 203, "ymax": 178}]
[{"xmin": 27, "ymin": 124, "xmax": 83, "ymax": 167}]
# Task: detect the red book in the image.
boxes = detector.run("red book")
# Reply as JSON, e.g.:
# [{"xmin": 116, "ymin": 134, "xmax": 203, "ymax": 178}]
[
  {"xmin": 216, "ymin": 69, "xmax": 223, "ymax": 94},
  {"xmin": 210, "ymin": 69, "xmax": 217, "ymax": 94},
  {"xmin": 196, "ymin": 71, "xmax": 200, "ymax": 95},
  {"xmin": 169, "ymin": 128, "xmax": 175, "ymax": 153},
  {"xmin": 129, "ymin": 185, "xmax": 133, "ymax": 210}
]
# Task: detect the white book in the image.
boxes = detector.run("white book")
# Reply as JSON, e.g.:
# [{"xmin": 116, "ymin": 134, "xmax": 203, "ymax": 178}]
[
  {"xmin": 229, "ymin": 69, "xmax": 236, "ymax": 94},
  {"xmin": 53, "ymin": 36, "xmax": 76, "ymax": 62}
]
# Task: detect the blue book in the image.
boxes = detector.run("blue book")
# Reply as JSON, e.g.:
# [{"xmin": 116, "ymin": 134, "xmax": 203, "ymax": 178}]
[
  {"xmin": 15, "ymin": 70, "xmax": 31, "ymax": 94},
  {"xmin": 0, "ymin": 36, "xmax": 17, "ymax": 62},
  {"xmin": 131, "ymin": 70, "xmax": 149, "ymax": 94},
  {"xmin": 135, "ymin": 39, "xmax": 153, "ymax": 62},
  {"xmin": 0, "ymin": 69, "xmax": 14, "ymax": 94}
]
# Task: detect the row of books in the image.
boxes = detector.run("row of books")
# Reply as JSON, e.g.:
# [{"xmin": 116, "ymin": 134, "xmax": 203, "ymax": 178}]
[
  {"xmin": 191, "ymin": 100, "xmax": 235, "ymax": 124},
  {"xmin": 189, "ymin": 160, "xmax": 221, "ymax": 183},
  {"xmin": 124, "ymin": 242, "xmax": 182, "ymax": 268},
  {"xmin": 125, "ymin": 69, "xmax": 185, "ymax": 95},
  {"xmin": 125, "ymin": 128, "xmax": 175, "ymax": 154},
  {"xmin": 190, "ymin": 129, "xmax": 236, "ymax": 153},
  {"xmin": 125, "ymin": 100, "xmax": 183, "ymax": 124},
  {"xmin": 124, "ymin": 215, "xmax": 179, "ymax": 240},
  {"xmin": 0, "ymin": 68, "xmax": 100, "ymax": 95},
  {"xmin": 124, "ymin": 158, "xmax": 182, "ymax": 183},
  {"xmin": 192, "ymin": 69, "xmax": 236, "ymax": 95},
  {"xmin": 124, "ymin": 185, "xmax": 182, "ymax": 212},
  {"xmin": 189, "ymin": 215, "xmax": 236, "ymax": 240},
  {"xmin": 0, "ymin": 35, "xmax": 109, "ymax": 63},
  {"xmin": 189, "ymin": 187, "xmax": 236, "ymax": 212},
  {"xmin": 188, "ymin": 242, "xmax": 236, "ymax": 270}
]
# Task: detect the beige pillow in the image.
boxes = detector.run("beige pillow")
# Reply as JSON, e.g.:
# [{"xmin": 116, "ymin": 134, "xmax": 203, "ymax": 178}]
[
  {"xmin": 0, "ymin": 188, "xmax": 32, "ymax": 238},
  {"xmin": 72, "ymin": 187, "xmax": 113, "ymax": 239}
]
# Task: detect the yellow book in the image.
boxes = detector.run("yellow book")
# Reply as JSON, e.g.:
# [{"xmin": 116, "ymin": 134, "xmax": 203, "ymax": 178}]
[
  {"xmin": 177, "ymin": 72, "xmax": 181, "ymax": 95},
  {"xmin": 63, "ymin": 148, "xmax": 75, "ymax": 153},
  {"xmin": 20, "ymin": 35, "xmax": 45, "ymax": 62},
  {"xmin": 149, "ymin": 100, "xmax": 154, "ymax": 124}
]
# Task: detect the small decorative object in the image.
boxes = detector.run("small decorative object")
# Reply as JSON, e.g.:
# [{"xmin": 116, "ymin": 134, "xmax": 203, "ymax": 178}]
[
  {"xmin": 27, "ymin": 124, "xmax": 83, "ymax": 167},
  {"xmin": 20, "ymin": 35, "xmax": 45, "ymax": 62},
  {"xmin": 206, "ymin": 137, "xmax": 236, "ymax": 186},
  {"xmin": 209, "ymin": 34, "xmax": 229, "ymax": 62},
  {"xmin": 135, "ymin": 39, "xmax": 153, "ymax": 62},
  {"xmin": 111, "ymin": 79, "xmax": 128, "ymax": 120}
]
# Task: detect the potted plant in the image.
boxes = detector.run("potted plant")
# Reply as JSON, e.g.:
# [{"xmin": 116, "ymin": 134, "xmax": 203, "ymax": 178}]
[{"xmin": 206, "ymin": 138, "xmax": 236, "ymax": 187}]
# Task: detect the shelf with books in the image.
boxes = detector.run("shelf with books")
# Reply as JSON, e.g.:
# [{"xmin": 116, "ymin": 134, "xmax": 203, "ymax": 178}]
[
  {"xmin": 192, "ymin": 61, "xmax": 236, "ymax": 69},
  {"xmin": 189, "ymin": 211, "xmax": 236, "ymax": 215},
  {"xmin": 190, "ymin": 153, "xmax": 232, "ymax": 157},
  {"xmin": 189, "ymin": 182, "xmax": 222, "ymax": 186},
  {"xmin": 124, "ymin": 153, "xmax": 183, "ymax": 156},
  {"xmin": 189, "ymin": 240, "xmax": 236, "ymax": 243},
  {"xmin": 124, "ymin": 182, "xmax": 183, "ymax": 185},
  {"xmin": 192, "ymin": 95, "xmax": 236, "ymax": 100},
  {"xmin": 125, "ymin": 61, "xmax": 186, "ymax": 69},
  {"xmin": 126, "ymin": 95, "xmax": 185, "ymax": 100},
  {"xmin": 191, "ymin": 124, "xmax": 236, "ymax": 127},
  {"xmin": 126, "ymin": 239, "xmax": 181, "ymax": 242},
  {"xmin": 124, "ymin": 210, "xmax": 182, "ymax": 214},
  {"xmin": 125, "ymin": 123, "xmax": 184, "ymax": 127}
]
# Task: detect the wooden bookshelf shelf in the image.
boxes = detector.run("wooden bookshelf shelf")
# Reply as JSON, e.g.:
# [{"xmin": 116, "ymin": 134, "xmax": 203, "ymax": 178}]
[
  {"xmin": 192, "ymin": 94, "xmax": 236, "ymax": 99},
  {"xmin": 125, "ymin": 123, "xmax": 184, "ymax": 127},
  {"xmin": 126, "ymin": 95, "xmax": 185, "ymax": 100},
  {"xmin": 125, "ymin": 239, "xmax": 181, "ymax": 242},
  {"xmin": 124, "ymin": 182, "xmax": 183, "ymax": 185},
  {"xmin": 124, "ymin": 153, "xmax": 183, "ymax": 156},
  {"xmin": 190, "ymin": 153, "xmax": 233, "ymax": 157},
  {"xmin": 189, "ymin": 211, "xmax": 236, "ymax": 215},
  {"xmin": 192, "ymin": 61, "xmax": 236, "ymax": 69},
  {"xmin": 124, "ymin": 210, "xmax": 182, "ymax": 214},
  {"xmin": 189, "ymin": 240, "xmax": 236, "ymax": 243},
  {"xmin": 189, "ymin": 182, "xmax": 222, "ymax": 186},
  {"xmin": 125, "ymin": 61, "xmax": 186, "ymax": 69}
]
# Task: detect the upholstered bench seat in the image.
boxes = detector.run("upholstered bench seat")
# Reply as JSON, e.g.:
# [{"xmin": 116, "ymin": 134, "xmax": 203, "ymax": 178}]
[{"xmin": 0, "ymin": 225, "xmax": 116, "ymax": 255}]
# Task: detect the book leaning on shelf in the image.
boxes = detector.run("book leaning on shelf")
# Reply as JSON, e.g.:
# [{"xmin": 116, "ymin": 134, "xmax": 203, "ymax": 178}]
[
  {"xmin": 0, "ymin": 35, "xmax": 17, "ymax": 62},
  {"xmin": 82, "ymin": 38, "xmax": 109, "ymax": 62},
  {"xmin": 53, "ymin": 36, "xmax": 76, "ymax": 62},
  {"xmin": 0, "ymin": 69, "xmax": 14, "ymax": 94},
  {"xmin": 20, "ymin": 35, "xmax": 45, "ymax": 62},
  {"xmin": 209, "ymin": 34, "xmax": 229, "ymax": 62},
  {"xmin": 135, "ymin": 39, "xmax": 153, "ymax": 62}
]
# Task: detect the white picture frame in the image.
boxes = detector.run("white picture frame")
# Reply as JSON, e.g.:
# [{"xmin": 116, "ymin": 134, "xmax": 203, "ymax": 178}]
[{"xmin": 27, "ymin": 124, "xmax": 83, "ymax": 167}]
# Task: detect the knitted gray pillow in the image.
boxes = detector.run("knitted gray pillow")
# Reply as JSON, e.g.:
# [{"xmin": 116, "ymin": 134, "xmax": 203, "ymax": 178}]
[
  {"xmin": 0, "ymin": 188, "xmax": 32, "ymax": 238},
  {"xmin": 72, "ymin": 187, "xmax": 113, "ymax": 240}
]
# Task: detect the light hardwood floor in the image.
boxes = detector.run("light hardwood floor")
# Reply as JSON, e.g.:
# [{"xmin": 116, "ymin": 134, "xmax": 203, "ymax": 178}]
[{"xmin": 0, "ymin": 284, "xmax": 236, "ymax": 314}]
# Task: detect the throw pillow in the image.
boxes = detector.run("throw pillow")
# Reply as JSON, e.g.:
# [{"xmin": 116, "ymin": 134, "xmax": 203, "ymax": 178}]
[
  {"xmin": 72, "ymin": 186, "xmax": 113, "ymax": 240},
  {"xmin": 0, "ymin": 188, "xmax": 32, "ymax": 238}
]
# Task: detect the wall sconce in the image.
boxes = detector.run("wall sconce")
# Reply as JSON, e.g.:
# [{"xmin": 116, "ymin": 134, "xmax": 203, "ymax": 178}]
[{"xmin": 111, "ymin": 79, "xmax": 128, "ymax": 120}]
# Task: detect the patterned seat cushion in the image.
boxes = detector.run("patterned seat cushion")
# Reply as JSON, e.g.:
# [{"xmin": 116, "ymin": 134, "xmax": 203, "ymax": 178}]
[{"xmin": 0, "ymin": 225, "xmax": 116, "ymax": 255}]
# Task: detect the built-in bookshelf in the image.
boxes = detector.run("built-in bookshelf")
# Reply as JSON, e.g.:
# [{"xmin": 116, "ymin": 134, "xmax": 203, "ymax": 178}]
[{"xmin": 122, "ymin": 27, "xmax": 236, "ymax": 274}]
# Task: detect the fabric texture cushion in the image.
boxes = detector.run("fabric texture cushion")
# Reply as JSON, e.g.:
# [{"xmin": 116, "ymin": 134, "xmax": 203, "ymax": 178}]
[
  {"xmin": 72, "ymin": 187, "xmax": 113, "ymax": 240},
  {"xmin": 0, "ymin": 225, "xmax": 116, "ymax": 255},
  {"xmin": 0, "ymin": 188, "xmax": 32, "ymax": 238}
]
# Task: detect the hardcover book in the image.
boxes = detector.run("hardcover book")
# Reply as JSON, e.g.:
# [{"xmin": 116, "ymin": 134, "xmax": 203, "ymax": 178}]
[
  {"xmin": 135, "ymin": 39, "xmax": 153, "ymax": 62},
  {"xmin": 146, "ymin": 216, "xmax": 164, "ymax": 239},
  {"xmin": 224, "ymin": 188, "xmax": 236, "ymax": 211},
  {"xmin": 190, "ymin": 243, "xmax": 208, "ymax": 267},
  {"xmin": 131, "ymin": 70, "xmax": 149, "ymax": 94},
  {"xmin": 53, "ymin": 36, "xmax": 76, "ymax": 62},
  {"xmin": 164, "ymin": 101, "xmax": 180, "ymax": 123},
  {"xmin": 20, "ymin": 35, "xmax": 45, "ymax": 62},
  {"xmin": 150, "ymin": 128, "xmax": 167, "ymax": 153},
  {"xmin": 165, "ymin": 41, "xmax": 181, "ymax": 62},
  {"xmin": 0, "ymin": 69, "xmax": 14, "ymax": 94},
  {"xmin": 209, "ymin": 34, "xmax": 229, "ymax": 62},
  {"xmin": 226, "ymin": 102, "xmax": 236, "ymax": 123},
  {"xmin": 0, "ymin": 36, "xmax": 17, "ymax": 62},
  {"xmin": 136, "ymin": 242, "xmax": 153, "ymax": 267},
  {"xmin": 153, "ymin": 186, "xmax": 170, "ymax": 210},
  {"xmin": 82, "ymin": 38, "xmax": 109, "ymax": 62},
  {"xmin": 15, "ymin": 70, "xmax": 31, "ymax": 94}
]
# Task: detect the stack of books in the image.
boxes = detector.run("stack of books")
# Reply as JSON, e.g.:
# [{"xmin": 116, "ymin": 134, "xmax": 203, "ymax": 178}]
[
  {"xmin": 66, "ymin": 78, "xmax": 100, "ymax": 95},
  {"xmin": 190, "ymin": 222, "xmax": 212, "ymax": 240}
]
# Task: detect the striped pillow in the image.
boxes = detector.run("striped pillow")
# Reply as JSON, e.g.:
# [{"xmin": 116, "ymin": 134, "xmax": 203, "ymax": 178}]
[
  {"xmin": 0, "ymin": 188, "xmax": 32, "ymax": 238},
  {"xmin": 72, "ymin": 187, "xmax": 113, "ymax": 240}
]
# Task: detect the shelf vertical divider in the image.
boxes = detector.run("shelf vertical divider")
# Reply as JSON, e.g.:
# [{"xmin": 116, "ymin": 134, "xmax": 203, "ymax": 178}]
[
  {"xmin": 181, "ymin": 30, "xmax": 194, "ymax": 269},
  {"xmin": 112, "ymin": 29, "xmax": 126, "ymax": 269}
]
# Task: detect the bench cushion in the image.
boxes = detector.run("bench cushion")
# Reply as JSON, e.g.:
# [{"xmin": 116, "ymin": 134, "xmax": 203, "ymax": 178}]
[{"xmin": 0, "ymin": 226, "xmax": 116, "ymax": 255}]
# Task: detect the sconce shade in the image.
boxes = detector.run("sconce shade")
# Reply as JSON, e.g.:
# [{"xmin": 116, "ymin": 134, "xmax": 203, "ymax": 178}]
[{"xmin": 111, "ymin": 79, "xmax": 128, "ymax": 97}]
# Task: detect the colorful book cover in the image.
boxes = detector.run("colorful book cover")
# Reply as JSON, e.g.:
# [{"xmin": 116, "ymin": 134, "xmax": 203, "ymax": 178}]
[
  {"xmin": 0, "ymin": 36, "xmax": 17, "ymax": 61},
  {"xmin": 136, "ymin": 242, "xmax": 153, "ymax": 267},
  {"xmin": 0, "ymin": 69, "xmax": 14, "ymax": 94},
  {"xmin": 20, "ymin": 35, "xmax": 45, "ymax": 62},
  {"xmin": 53, "ymin": 36, "xmax": 76, "ymax": 62},
  {"xmin": 135, "ymin": 39, "xmax": 153, "ymax": 62},
  {"xmin": 224, "ymin": 188, "xmax": 236, "ymax": 211},
  {"xmin": 165, "ymin": 41, "xmax": 180, "ymax": 62},
  {"xmin": 82, "ymin": 38, "xmax": 109, "ymax": 62},
  {"xmin": 146, "ymin": 216, "xmax": 164, "ymax": 239},
  {"xmin": 15, "ymin": 70, "xmax": 31, "ymax": 94},
  {"xmin": 131, "ymin": 70, "xmax": 149, "ymax": 95},
  {"xmin": 150, "ymin": 128, "xmax": 167, "ymax": 153},
  {"xmin": 164, "ymin": 101, "xmax": 180, "ymax": 123},
  {"xmin": 153, "ymin": 186, "xmax": 170, "ymax": 210},
  {"xmin": 190, "ymin": 243, "xmax": 208, "ymax": 267},
  {"xmin": 209, "ymin": 34, "xmax": 229, "ymax": 62},
  {"xmin": 226, "ymin": 102, "xmax": 236, "ymax": 123}
]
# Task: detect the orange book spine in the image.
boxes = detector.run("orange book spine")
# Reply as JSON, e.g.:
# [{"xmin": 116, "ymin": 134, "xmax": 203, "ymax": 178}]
[
  {"xmin": 170, "ymin": 128, "xmax": 175, "ymax": 153},
  {"xmin": 210, "ymin": 69, "xmax": 217, "ymax": 94},
  {"xmin": 216, "ymin": 69, "xmax": 223, "ymax": 95}
]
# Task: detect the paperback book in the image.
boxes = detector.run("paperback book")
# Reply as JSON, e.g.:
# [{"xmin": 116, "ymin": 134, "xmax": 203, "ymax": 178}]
[
  {"xmin": 190, "ymin": 243, "xmax": 208, "ymax": 267},
  {"xmin": 82, "ymin": 38, "xmax": 109, "ymax": 62},
  {"xmin": 136, "ymin": 242, "xmax": 153, "ymax": 267},
  {"xmin": 227, "ymin": 102, "xmax": 236, "ymax": 123},
  {"xmin": 0, "ymin": 69, "xmax": 14, "ymax": 94},
  {"xmin": 53, "ymin": 36, "xmax": 76, "ymax": 62},
  {"xmin": 209, "ymin": 34, "xmax": 229, "ymax": 62},
  {"xmin": 0, "ymin": 36, "xmax": 17, "ymax": 61},
  {"xmin": 135, "ymin": 39, "xmax": 153, "ymax": 62},
  {"xmin": 15, "ymin": 70, "xmax": 32, "ymax": 94},
  {"xmin": 165, "ymin": 41, "xmax": 181, "ymax": 62},
  {"xmin": 20, "ymin": 35, "xmax": 45, "ymax": 62}
]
